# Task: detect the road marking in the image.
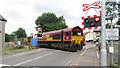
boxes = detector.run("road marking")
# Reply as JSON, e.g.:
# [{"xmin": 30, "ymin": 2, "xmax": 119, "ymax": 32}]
[
  {"xmin": 97, "ymin": 51, "xmax": 99, "ymax": 59},
  {"xmin": 14, "ymin": 53, "xmax": 52, "ymax": 66},
  {"xmin": 80, "ymin": 49, "xmax": 86, "ymax": 56},
  {"xmin": 68, "ymin": 47, "xmax": 87, "ymax": 66},
  {"xmin": 0, "ymin": 64, "xmax": 10, "ymax": 66},
  {"xmin": 3, "ymin": 49, "xmax": 45, "ymax": 59},
  {"xmin": 13, "ymin": 49, "xmax": 45, "ymax": 56},
  {"xmin": 65, "ymin": 56, "xmax": 78, "ymax": 66},
  {"xmin": 80, "ymin": 47, "xmax": 87, "ymax": 56}
]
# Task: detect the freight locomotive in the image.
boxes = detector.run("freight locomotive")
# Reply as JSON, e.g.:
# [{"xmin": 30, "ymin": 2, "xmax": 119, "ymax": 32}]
[{"xmin": 37, "ymin": 26, "xmax": 85, "ymax": 51}]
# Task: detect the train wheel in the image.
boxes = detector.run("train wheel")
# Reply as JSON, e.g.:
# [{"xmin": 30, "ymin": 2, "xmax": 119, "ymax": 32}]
[
  {"xmin": 79, "ymin": 42, "xmax": 83, "ymax": 50},
  {"xmin": 79, "ymin": 45, "xmax": 83, "ymax": 50},
  {"xmin": 68, "ymin": 44, "xmax": 76, "ymax": 52},
  {"xmin": 81, "ymin": 45, "xmax": 83, "ymax": 49},
  {"xmin": 64, "ymin": 44, "xmax": 69, "ymax": 51},
  {"xmin": 57, "ymin": 44, "xmax": 61, "ymax": 50},
  {"xmin": 51, "ymin": 43, "xmax": 55, "ymax": 49}
]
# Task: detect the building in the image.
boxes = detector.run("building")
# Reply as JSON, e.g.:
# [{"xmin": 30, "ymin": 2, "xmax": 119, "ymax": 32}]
[
  {"xmin": 85, "ymin": 32, "xmax": 96, "ymax": 41},
  {"xmin": 0, "ymin": 15, "xmax": 7, "ymax": 54}
]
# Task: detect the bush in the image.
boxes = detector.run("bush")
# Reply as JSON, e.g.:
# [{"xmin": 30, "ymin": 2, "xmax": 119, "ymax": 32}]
[
  {"xmin": 96, "ymin": 38, "xmax": 99, "ymax": 42},
  {"xmin": 14, "ymin": 45, "xmax": 24, "ymax": 49}
]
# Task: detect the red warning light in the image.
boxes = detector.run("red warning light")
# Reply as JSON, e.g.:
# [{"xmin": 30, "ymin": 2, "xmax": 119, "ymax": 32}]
[{"xmin": 95, "ymin": 17, "xmax": 100, "ymax": 22}]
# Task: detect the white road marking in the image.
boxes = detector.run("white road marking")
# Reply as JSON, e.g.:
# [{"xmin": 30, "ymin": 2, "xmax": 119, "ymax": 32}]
[
  {"xmin": 97, "ymin": 51, "xmax": 99, "ymax": 59},
  {"xmin": 14, "ymin": 53, "xmax": 52, "ymax": 66},
  {"xmin": 68, "ymin": 47, "xmax": 87, "ymax": 66},
  {"xmin": 8, "ymin": 49, "xmax": 45, "ymax": 57},
  {"xmin": 0, "ymin": 64, "xmax": 10, "ymax": 66},
  {"xmin": 80, "ymin": 47, "xmax": 87, "ymax": 56},
  {"xmin": 65, "ymin": 56, "xmax": 77, "ymax": 66},
  {"xmin": 80, "ymin": 49, "xmax": 87, "ymax": 56}
]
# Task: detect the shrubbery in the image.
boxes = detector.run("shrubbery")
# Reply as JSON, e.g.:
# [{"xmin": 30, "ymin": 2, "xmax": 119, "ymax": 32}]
[{"xmin": 14, "ymin": 45, "xmax": 24, "ymax": 49}]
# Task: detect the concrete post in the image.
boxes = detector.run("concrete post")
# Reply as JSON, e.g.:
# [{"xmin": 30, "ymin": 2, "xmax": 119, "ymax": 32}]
[{"xmin": 101, "ymin": 0, "xmax": 107, "ymax": 66}]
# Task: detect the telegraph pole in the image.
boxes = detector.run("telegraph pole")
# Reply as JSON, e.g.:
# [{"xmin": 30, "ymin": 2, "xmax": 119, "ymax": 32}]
[
  {"xmin": 101, "ymin": 0, "xmax": 107, "ymax": 66},
  {"xmin": 118, "ymin": 1, "xmax": 120, "ymax": 22},
  {"xmin": 118, "ymin": 1, "xmax": 120, "ymax": 65},
  {"xmin": 110, "ymin": 18, "xmax": 114, "ymax": 66}
]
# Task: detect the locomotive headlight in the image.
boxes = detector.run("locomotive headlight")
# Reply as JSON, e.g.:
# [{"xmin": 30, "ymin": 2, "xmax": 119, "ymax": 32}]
[{"xmin": 77, "ymin": 39, "xmax": 79, "ymax": 42}]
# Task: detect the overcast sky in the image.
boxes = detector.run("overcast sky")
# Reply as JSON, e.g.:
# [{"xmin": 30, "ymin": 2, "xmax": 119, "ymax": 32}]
[{"xmin": 0, "ymin": 0, "xmax": 119, "ymax": 36}]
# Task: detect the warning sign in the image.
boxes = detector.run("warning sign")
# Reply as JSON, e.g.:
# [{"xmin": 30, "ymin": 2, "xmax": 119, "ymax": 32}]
[{"xmin": 106, "ymin": 29, "xmax": 119, "ymax": 40}]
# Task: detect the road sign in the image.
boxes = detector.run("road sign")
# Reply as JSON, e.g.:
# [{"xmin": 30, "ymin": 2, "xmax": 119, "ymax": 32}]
[
  {"xmin": 31, "ymin": 38, "xmax": 37, "ymax": 46},
  {"xmin": 82, "ymin": 1, "xmax": 101, "ymax": 11},
  {"xmin": 106, "ymin": 29, "xmax": 119, "ymax": 40},
  {"xmin": 109, "ymin": 47, "xmax": 114, "ymax": 54}
]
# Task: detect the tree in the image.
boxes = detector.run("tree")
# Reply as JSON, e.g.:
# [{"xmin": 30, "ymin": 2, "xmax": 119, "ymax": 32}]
[
  {"xmin": 105, "ymin": 1, "xmax": 119, "ymax": 28},
  {"xmin": 5, "ymin": 33, "xmax": 15, "ymax": 42},
  {"xmin": 5, "ymin": 28, "xmax": 27, "ymax": 42},
  {"xmin": 106, "ymin": 23, "xmax": 110, "ymax": 29},
  {"xmin": 106, "ymin": 23, "xmax": 115, "ymax": 29},
  {"xmin": 14, "ymin": 28, "xmax": 27, "ymax": 38},
  {"xmin": 35, "ymin": 12, "xmax": 68, "ymax": 32},
  {"xmin": 106, "ymin": 2, "xmax": 118, "ymax": 19},
  {"xmin": 5, "ymin": 33, "xmax": 10, "ymax": 42},
  {"xmin": 117, "ymin": 21, "xmax": 120, "ymax": 25}
]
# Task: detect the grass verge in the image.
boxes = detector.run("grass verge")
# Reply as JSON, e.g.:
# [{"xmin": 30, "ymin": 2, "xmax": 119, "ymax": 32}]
[
  {"xmin": 5, "ymin": 46, "xmax": 29, "ymax": 53},
  {"xmin": 114, "ymin": 63, "xmax": 120, "ymax": 68}
]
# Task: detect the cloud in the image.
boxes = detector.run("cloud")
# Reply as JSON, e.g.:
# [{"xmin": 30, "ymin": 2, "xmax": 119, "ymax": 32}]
[
  {"xmin": 2, "ymin": 0, "xmax": 118, "ymax": 36},
  {"xmin": 6, "ymin": 11, "xmax": 24, "ymax": 20}
]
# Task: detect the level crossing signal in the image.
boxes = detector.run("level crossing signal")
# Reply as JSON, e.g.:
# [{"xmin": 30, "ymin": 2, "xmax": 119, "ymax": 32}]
[{"xmin": 84, "ymin": 16, "xmax": 101, "ymax": 28}]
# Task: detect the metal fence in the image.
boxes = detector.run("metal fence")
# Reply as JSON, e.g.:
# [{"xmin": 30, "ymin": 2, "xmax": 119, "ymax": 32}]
[{"xmin": 107, "ymin": 41, "xmax": 120, "ymax": 66}]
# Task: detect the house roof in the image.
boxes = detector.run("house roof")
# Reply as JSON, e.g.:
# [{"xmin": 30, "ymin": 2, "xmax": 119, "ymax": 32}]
[{"xmin": 0, "ymin": 15, "xmax": 7, "ymax": 22}]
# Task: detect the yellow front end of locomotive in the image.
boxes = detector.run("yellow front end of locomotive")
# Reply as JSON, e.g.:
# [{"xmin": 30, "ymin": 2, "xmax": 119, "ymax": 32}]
[{"xmin": 71, "ymin": 36, "xmax": 84, "ymax": 44}]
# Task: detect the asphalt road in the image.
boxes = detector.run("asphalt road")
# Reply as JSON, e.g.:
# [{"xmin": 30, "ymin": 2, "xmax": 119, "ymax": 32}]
[{"xmin": 1, "ymin": 43, "xmax": 99, "ymax": 66}]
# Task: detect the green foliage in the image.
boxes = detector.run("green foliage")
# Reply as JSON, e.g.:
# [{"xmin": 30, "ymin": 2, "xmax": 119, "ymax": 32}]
[
  {"xmin": 106, "ymin": 23, "xmax": 111, "ymax": 29},
  {"xmin": 14, "ymin": 28, "xmax": 27, "ymax": 38},
  {"xmin": 35, "ymin": 12, "xmax": 68, "ymax": 32},
  {"xmin": 106, "ymin": 2, "xmax": 117, "ymax": 19},
  {"xmin": 9, "ymin": 34, "xmax": 15, "ymax": 40},
  {"xmin": 106, "ymin": 23, "xmax": 115, "ymax": 29},
  {"xmin": 117, "ymin": 21, "xmax": 120, "ymax": 25},
  {"xmin": 5, "ymin": 33, "xmax": 10, "ymax": 42},
  {"xmin": 5, "ymin": 33, "xmax": 15, "ymax": 42},
  {"xmin": 38, "ymin": 31, "xmax": 42, "ymax": 33},
  {"xmin": 14, "ymin": 45, "xmax": 24, "ymax": 49},
  {"xmin": 5, "ymin": 27, "xmax": 27, "ymax": 42},
  {"xmin": 24, "ymin": 38, "xmax": 28, "ymax": 42}
]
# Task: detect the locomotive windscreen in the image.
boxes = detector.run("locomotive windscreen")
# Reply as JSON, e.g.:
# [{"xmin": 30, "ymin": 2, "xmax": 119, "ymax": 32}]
[
  {"xmin": 37, "ymin": 34, "xmax": 42, "ymax": 37},
  {"xmin": 72, "ymin": 26, "xmax": 83, "ymax": 36},
  {"xmin": 72, "ymin": 31, "xmax": 83, "ymax": 36}
]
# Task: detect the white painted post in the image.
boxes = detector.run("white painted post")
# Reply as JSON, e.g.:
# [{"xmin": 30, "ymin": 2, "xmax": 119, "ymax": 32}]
[{"xmin": 101, "ymin": 0, "xmax": 107, "ymax": 66}]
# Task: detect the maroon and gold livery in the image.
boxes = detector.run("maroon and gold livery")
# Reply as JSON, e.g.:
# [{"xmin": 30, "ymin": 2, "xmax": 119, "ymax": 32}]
[{"xmin": 37, "ymin": 26, "xmax": 85, "ymax": 51}]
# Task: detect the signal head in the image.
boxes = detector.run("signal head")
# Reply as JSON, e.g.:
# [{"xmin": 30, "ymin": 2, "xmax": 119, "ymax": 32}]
[
  {"xmin": 95, "ymin": 17, "xmax": 100, "ymax": 22},
  {"xmin": 84, "ymin": 18, "xmax": 89, "ymax": 23}
]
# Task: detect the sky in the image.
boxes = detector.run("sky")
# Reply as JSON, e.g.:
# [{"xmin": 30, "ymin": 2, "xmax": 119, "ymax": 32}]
[{"xmin": 0, "ymin": 0, "xmax": 119, "ymax": 36}]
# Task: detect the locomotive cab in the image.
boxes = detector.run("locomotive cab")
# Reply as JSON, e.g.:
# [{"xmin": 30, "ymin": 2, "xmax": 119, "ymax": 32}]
[{"xmin": 71, "ymin": 27, "xmax": 85, "ymax": 46}]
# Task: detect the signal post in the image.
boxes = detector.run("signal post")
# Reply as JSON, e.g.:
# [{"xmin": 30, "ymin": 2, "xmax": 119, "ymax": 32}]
[{"xmin": 82, "ymin": 0, "xmax": 107, "ymax": 66}]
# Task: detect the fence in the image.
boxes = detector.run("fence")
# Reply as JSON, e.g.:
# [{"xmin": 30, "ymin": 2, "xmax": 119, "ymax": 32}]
[
  {"xmin": 98, "ymin": 41, "xmax": 120, "ymax": 66},
  {"xmin": 107, "ymin": 41, "xmax": 120, "ymax": 66}
]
